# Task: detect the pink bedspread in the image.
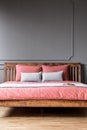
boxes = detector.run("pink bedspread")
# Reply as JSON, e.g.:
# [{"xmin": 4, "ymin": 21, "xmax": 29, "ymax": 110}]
[{"xmin": 0, "ymin": 81, "xmax": 87, "ymax": 100}]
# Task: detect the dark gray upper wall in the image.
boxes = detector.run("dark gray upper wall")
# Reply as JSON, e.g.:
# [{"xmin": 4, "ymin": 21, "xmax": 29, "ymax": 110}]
[
  {"xmin": 0, "ymin": 0, "xmax": 87, "ymax": 83},
  {"xmin": 72, "ymin": 0, "xmax": 87, "ymax": 63},
  {"xmin": 0, "ymin": 0, "xmax": 73, "ymax": 61}
]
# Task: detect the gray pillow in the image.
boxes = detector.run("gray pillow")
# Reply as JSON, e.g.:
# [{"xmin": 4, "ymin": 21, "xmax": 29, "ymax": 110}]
[
  {"xmin": 42, "ymin": 71, "xmax": 63, "ymax": 81},
  {"xmin": 21, "ymin": 72, "xmax": 41, "ymax": 82}
]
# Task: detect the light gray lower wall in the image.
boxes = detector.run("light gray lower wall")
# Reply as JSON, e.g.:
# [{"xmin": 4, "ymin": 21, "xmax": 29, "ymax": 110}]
[{"xmin": 0, "ymin": 0, "xmax": 87, "ymax": 83}]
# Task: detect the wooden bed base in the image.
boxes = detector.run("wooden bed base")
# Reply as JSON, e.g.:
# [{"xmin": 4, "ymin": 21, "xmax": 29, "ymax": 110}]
[
  {"xmin": 1, "ymin": 62, "xmax": 86, "ymax": 107},
  {"xmin": 1, "ymin": 100, "xmax": 87, "ymax": 107}
]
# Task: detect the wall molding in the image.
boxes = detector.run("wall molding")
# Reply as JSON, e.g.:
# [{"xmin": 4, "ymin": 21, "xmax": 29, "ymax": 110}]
[{"xmin": 0, "ymin": 0, "xmax": 74, "ymax": 62}]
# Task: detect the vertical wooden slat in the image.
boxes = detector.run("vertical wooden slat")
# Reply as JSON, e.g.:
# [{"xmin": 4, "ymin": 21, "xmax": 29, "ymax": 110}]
[
  {"xmin": 78, "ymin": 65, "xmax": 81, "ymax": 82},
  {"xmin": 12, "ymin": 67, "xmax": 16, "ymax": 81},
  {"xmin": 75, "ymin": 67, "xmax": 77, "ymax": 81},
  {"xmin": 69, "ymin": 66, "xmax": 71, "ymax": 81},
  {"xmin": 8, "ymin": 67, "xmax": 10, "ymax": 81},
  {"xmin": 4, "ymin": 64, "xmax": 7, "ymax": 82},
  {"xmin": 72, "ymin": 66, "xmax": 74, "ymax": 81},
  {"xmin": 10, "ymin": 67, "xmax": 12, "ymax": 81},
  {"xmin": 12, "ymin": 67, "xmax": 13, "ymax": 81},
  {"xmin": 11, "ymin": 67, "xmax": 13, "ymax": 81}
]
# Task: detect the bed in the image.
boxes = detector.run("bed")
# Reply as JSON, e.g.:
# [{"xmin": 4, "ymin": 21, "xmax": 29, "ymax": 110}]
[{"xmin": 0, "ymin": 62, "xmax": 87, "ymax": 107}]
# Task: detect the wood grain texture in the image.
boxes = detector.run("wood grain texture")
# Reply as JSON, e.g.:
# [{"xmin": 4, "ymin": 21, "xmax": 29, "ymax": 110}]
[
  {"xmin": 0, "ymin": 107, "xmax": 87, "ymax": 130},
  {"xmin": 0, "ymin": 100, "xmax": 87, "ymax": 107}
]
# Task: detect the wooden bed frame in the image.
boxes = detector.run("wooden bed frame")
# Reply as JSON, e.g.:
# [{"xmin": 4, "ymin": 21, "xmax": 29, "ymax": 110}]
[{"xmin": 0, "ymin": 62, "xmax": 87, "ymax": 107}]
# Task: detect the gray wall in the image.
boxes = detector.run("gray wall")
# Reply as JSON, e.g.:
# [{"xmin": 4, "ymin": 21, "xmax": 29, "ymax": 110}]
[
  {"xmin": 0, "ymin": 0, "xmax": 87, "ymax": 83},
  {"xmin": 0, "ymin": 0, "xmax": 73, "ymax": 60}
]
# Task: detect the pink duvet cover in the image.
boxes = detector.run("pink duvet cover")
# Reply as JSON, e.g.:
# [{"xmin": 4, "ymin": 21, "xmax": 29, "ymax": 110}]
[{"xmin": 0, "ymin": 81, "xmax": 87, "ymax": 100}]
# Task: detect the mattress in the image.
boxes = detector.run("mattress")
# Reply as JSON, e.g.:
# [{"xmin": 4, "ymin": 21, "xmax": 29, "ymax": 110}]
[{"xmin": 0, "ymin": 81, "xmax": 87, "ymax": 100}]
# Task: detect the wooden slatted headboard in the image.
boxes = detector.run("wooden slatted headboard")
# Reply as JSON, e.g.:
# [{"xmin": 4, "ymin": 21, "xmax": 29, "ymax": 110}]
[{"xmin": 4, "ymin": 62, "xmax": 81, "ymax": 82}]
